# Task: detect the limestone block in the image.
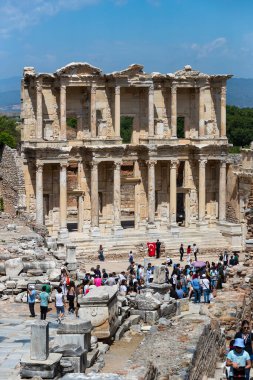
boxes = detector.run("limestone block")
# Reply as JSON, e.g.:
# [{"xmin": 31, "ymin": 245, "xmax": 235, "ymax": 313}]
[
  {"xmin": 20, "ymin": 352, "xmax": 62, "ymax": 379},
  {"xmin": 0, "ymin": 283, "xmax": 6, "ymax": 292},
  {"xmin": 136, "ymin": 292, "xmax": 161, "ymax": 311},
  {"xmin": 160, "ymin": 302, "xmax": 177, "ymax": 318},
  {"xmin": 55, "ymin": 333, "xmax": 90, "ymax": 352},
  {"xmin": 6, "ymin": 280, "xmax": 16, "ymax": 288},
  {"xmin": 5, "ymin": 258, "xmax": 23, "ymax": 277},
  {"xmin": 61, "ymin": 373, "xmax": 123, "ymax": 379},
  {"xmin": 153, "ymin": 265, "xmax": 166, "ymax": 284},
  {"xmin": 47, "ymin": 268, "xmax": 61, "ymax": 282},
  {"xmin": 58, "ymin": 319, "xmax": 92, "ymax": 335},
  {"xmin": 149, "ymin": 282, "xmax": 170, "ymax": 295},
  {"xmin": 51, "ymin": 344, "xmax": 87, "ymax": 373},
  {"xmin": 31, "ymin": 321, "xmax": 49, "ymax": 360},
  {"xmin": 179, "ymin": 298, "xmax": 189, "ymax": 312},
  {"xmin": 86, "ymin": 348, "xmax": 99, "ymax": 368},
  {"xmin": 145, "ymin": 310, "xmax": 160, "ymax": 324},
  {"xmin": 66, "ymin": 244, "xmax": 77, "ymax": 264}
]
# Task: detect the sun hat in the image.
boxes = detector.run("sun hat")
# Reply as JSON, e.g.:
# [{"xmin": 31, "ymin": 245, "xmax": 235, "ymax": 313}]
[
  {"xmin": 234, "ymin": 338, "xmax": 245, "ymax": 348},
  {"xmin": 29, "ymin": 285, "xmax": 35, "ymax": 290},
  {"xmin": 202, "ymin": 274, "xmax": 206, "ymax": 278}
]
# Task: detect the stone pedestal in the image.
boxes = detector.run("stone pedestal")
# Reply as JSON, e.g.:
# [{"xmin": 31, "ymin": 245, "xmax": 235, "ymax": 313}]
[
  {"xmin": 55, "ymin": 319, "xmax": 92, "ymax": 352},
  {"xmin": 153, "ymin": 266, "xmax": 166, "ymax": 284},
  {"xmin": 66, "ymin": 244, "xmax": 77, "ymax": 272},
  {"xmin": 78, "ymin": 286, "xmax": 119, "ymax": 339},
  {"xmin": 31, "ymin": 321, "xmax": 49, "ymax": 360}
]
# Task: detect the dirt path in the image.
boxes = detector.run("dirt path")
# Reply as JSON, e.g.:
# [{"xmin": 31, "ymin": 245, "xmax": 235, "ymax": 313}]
[{"xmin": 101, "ymin": 333, "xmax": 144, "ymax": 375}]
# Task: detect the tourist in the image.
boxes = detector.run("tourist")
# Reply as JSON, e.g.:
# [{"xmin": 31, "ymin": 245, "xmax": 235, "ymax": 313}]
[
  {"xmin": 166, "ymin": 256, "xmax": 173, "ymax": 266},
  {"xmin": 67, "ymin": 281, "xmax": 75, "ymax": 313},
  {"xmin": 118, "ymin": 271, "xmax": 127, "ymax": 284},
  {"xmin": 119, "ymin": 279, "xmax": 127, "ymax": 296},
  {"xmin": 191, "ymin": 274, "xmax": 201, "ymax": 303},
  {"xmin": 39, "ymin": 285, "xmax": 49, "ymax": 320},
  {"xmin": 180, "ymin": 273, "xmax": 188, "ymax": 295},
  {"xmin": 55, "ymin": 287, "xmax": 65, "ymax": 323},
  {"xmin": 169, "ymin": 284, "xmax": 179, "ymax": 299},
  {"xmin": 75, "ymin": 285, "xmax": 82, "ymax": 317},
  {"xmin": 193, "ymin": 243, "xmax": 198, "ymax": 261},
  {"xmin": 156, "ymin": 239, "xmax": 161, "ymax": 259},
  {"xmin": 94, "ymin": 275, "xmax": 102, "ymax": 287},
  {"xmin": 186, "ymin": 245, "xmax": 191, "ymax": 264},
  {"xmin": 27, "ymin": 284, "xmax": 36, "ymax": 318},
  {"xmin": 98, "ymin": 245, "xmax": 105, "ymax": 261},
  {"xmin": 199, "ymin": 274, "xmax": 210, "ymax": 303},
  {"xmin": 229, "ymin": 255, "xmax": 235, "ymax": 266},
  {"xmin": 146, "ymin": 263, "xmax": 153, "ymax": 285},
  {"xmin": 83, "ymin": 279, "xmax": 90, "ymax": 295},
  {"xmin": 234, "ymin": 252, "xmax": 239, "ymax": 265},
  {"xmin": 107, "ymin": 273, "xmax": 116, "ymax": 286},
  {"xmin": 129, "ymin": 251, "xmax": 134, "ymax": 264},
  {"xmin": 102, "ymin": 269, "xmax": 109, "ymax": 284},
  {"xmin": 137, "ymin": 278, "xmax": 145, "ymax": 293},
  {"xmin": 226, "ymin": 338, "xmax": 251, "ymax": 380},
  {"xmin": 223, "ymin": 250, "xmax": 229, "ymax": 266},
  {"xmin": 175, "ymin": 284, "xmax": 184, "ymax": 299},
  {"xmin": 136, "ymin": 265, "xmax": 144, "ymax": 281},
  {"xmin": 210, "ymin": 266, "xmax": 218, "ymax": 289},
  {"xmin": 94, "ymin": 265, "xmax": 102, "ymax": 278},
  {"xmin": 234, "ymin": 320, "xmax": 253, "ymax": 380},
  {"xmin": 179, "ymin": 243, "xmax": 184, "ymax": 262}
]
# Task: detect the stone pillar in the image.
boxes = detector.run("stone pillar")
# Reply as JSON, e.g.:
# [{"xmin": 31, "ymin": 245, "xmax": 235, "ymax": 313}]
[
  {"xmin": 90, "ymin": 84, "xmax": 96, "ymax": 138},
  {"xmin": 171, "ymin": 85, "xmax": 177, "ymax": 138},
  {"xmin": 36, "ymin": 80, "xmax": 43, "ymax": 139},
  {"xmin": 66, "ymin": 244, "xmax": 77, "ymax": 272},
  {"xmin": 59, "ymin": 162, "xmax": 68, "ymax": 238},
  {"xmin": 31, "ymin": 321, "xmax": 49, "ymax": 360},
  {"xmin": 199, "ymin": 87, "xmax": 205, "ymax": 137},
  {"xmin": 219, "ymin": 160, "xmax": 227, "ymax": 221},
  {"xmin": 148, "ymin": 85, "xmax": 154, "ymax": 137},
  {"xmin": 147, "ymin": 160, "xmax": 157, "ymax": 225},
  {"xmin": 60, "ymin": 84, "xmax": 67, "ymax": 140},
  {"xmin": 36, "ymin": 162, "xmax": 43, "ymax": 225},
  {"xmin": 198, "ymin": 159, "xmax": 207, "ymax": 222},
  {"xmin": 90, "ymin": 161, "xmax": 99, "ymax": 234},
  {"xmin": 170, "ymin": 159, "xmax": 178, "ymax": 224},
  {"xmin": 220, "ymin": 86, "xmax": 226, "ymax": 137},
  {"xmin": 114, "ymin": 86, "xmax": 121, "ymax": 138},
  {"xmin": 113, "ymin": 161, "xmax": 122, "ymax": 232},
  {"xmin": 78, "ymin": 194, "xmax": 84, "ymax": 233}
]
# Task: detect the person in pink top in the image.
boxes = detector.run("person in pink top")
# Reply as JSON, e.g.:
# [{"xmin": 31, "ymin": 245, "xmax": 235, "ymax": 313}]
[{"xmin": 94, "ymin": 276, "xmax": 102, "ymax": 287}]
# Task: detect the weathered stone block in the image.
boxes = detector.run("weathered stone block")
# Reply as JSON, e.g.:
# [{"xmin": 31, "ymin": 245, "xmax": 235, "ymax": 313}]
[
  {"xmin": 20, "ymin": 352, "xmax": 62, "ymax": 379},
  {"xmin": 145, "ymin": 310, "xmax": 160, "ymax": 324},
  {"xmin": 31, "ymin": 321, "xmax": 49, "ymax": 361},
  {"xmin": 58, "ymin": 319, "xmax": 92, "ymax": 335},
  {"xmin": 153, "ymin": 265, "xmax": 166, "ymax": 284},
  {"xmin": 5, "ymin": 258, "xmax": 23, "ymax": 277},
  {"xmin": 136, "ymin": 292, "xmax": 161, "ymax": 311}
]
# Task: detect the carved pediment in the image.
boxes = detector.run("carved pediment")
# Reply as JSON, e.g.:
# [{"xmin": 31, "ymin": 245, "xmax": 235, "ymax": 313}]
[
  {"xmin": 111, "ymin": 64, "xmax": 144, "ymax": 77},
  {"xmin": 56, "ymin": 62, "xmax": 102, "ymax": 76},
  {"xmin": 173, "ymin": 65, "xmax": 209, "ymax": 79}
]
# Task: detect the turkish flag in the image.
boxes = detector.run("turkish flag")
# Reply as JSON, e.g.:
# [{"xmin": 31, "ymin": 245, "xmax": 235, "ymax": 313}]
[{"xmin": 147, "ymin": 242, "xmax": 156, "ymax": 257}]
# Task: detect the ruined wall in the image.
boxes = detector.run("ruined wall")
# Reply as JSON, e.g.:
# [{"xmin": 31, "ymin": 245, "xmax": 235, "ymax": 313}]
[{"xmin": 0, "ymin": 146, "xmax": 26, "ymax": 215}]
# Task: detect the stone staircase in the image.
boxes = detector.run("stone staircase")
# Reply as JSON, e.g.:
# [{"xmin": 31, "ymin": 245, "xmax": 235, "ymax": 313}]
[{"xmin": 70, "ymin": 226, "xmax": 230, "ymax": 261}]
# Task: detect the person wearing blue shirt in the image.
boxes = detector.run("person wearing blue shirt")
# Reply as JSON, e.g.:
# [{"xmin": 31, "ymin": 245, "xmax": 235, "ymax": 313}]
[
  {"xmin": 226, "ymin": 338, "xmax": 251, "ymax": 379},
  {"xmin": 191, "ymin": 274, "xmax": 201, "ymax": 303},
  {"xmin": 39, "ymin": 285, "xmax": 49, "ymax": 320},
  {"xmin": 27, "ymin": 285, "xmax": 36, "ymax": 317}
]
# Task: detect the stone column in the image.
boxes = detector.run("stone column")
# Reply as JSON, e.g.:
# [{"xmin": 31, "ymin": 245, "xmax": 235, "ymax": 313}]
[
  {"xmin": 219, "ymin": 160, "xmax": 227, "ymax": 221},
  {"xmin": 90, "ymin": 84, "xmax": 96, "ymax": 138},
  {"xmin": 36, "ymin": 80, "xmax": 43, "ymax": 139},
  {"xmin": 220, "ymin": 86, "xmax": 226, "ymax": 137},
  {"xmin": 59, "ymin": 162, "xmax": 68, "ymax": 238},
  {"xmin": 36, "ymin": 162, "xmax": 44, "ymax": 225},
  {"xmin": 198, "ymin": 159, "xmax": 207, "ymax": 222},
  {"xmin": 170, "ymin": 159, "xmax": 178, "ymax": 224},
  {"xmin": 114, "ymin": 86, "xmax": 121, "ymax": 138},
  {"xmin": 78, "ymin": 194, "xmax": 84, "ymax": 233},
  {"xmin": 77, "ymin": 159, "xmax": 82, "ymax": 190},
  {"xmin": 60, "ymin": 84, "xmax": 67, "ymax": 140},
  {"xmin": 147, "ymin": 160, "xmax": 157, "ymax": 225},
  {"xmin": 148, "ymin": 85, "xmax": 154, "ymax": 137},
  {"xmin": 199, "ymin": 87, "xmax": 205, "ymax": 137},
  {"xmin": 90, "ymin": 161, "xmax": 99, "ymax": 233},
  {"xmin": 171, "ymin": 85, "xmax": 177, "ymax": 138},
  {"xmin": 113, "ymin": 161, "xmax": 123, "ymax": 233},
  {"xmin": 31, "ymin": 321, "xmax": 49, "ymax": 360}
]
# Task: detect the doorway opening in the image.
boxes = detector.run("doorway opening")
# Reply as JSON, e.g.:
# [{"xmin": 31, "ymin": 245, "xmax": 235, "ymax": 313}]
[
  {"xmin": 177, "ymin": 117, "xmax": 185, "ymax": 138},
  {"xmin": 120, "ymin": 116, "xmax": 133, "ymax": 143},
  {"xmin": 177, "ymin": 193, "xmax": 185, "ymax": 226}
]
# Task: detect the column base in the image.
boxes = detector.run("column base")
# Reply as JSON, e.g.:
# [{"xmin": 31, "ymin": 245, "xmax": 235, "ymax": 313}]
[
  {"xmin": 196, "ymin": 221, "xmax": 208, "ymax": 230},
  {"xmin": 90, "ymin": 226, "xmax": 100, "ymax": 237},
  {"xmin": 58, "ymin": 227, "xmax": 69, "ymax": 239},
  {"xmin": 112, "ymin": 225, "xmax": 123, "ymax": 236},
  {"xmin": 146, "ymin": 222, "xmax": 157, "ymax": 231}
]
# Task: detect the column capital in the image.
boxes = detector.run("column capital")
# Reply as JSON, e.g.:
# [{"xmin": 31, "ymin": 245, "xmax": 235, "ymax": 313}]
[
  {"xmin": 90, "ymin": 160, "xmax": 99, "ymax": 169},
  {"xmin": 149, "ymin": 85, "xmax": 154, "ymax": 95},
  {"xmin": 113, "ymin": 161, "xmax": 122, "ymax": 170},
  {"xmin": 198, "ymin": 159, "xmax": 207, "ymax": 167},
  {"xmin": 146, "ymin": 159, "xmax": 157, "ymax": 167},
  {"xmin": 36, "ymin": 80, "xmax": 42, "ymax": 92},
  {"xmin": 220, "ymin": 160, "xmax": 227, "ymax": 168},
  {"xmin": 60, "ymin": 162, "xmax": 68, "ymax": 169},
  {"xmin": 171, "ymin": 84, "xmax": 177, "ymax": 94},
  {"xmin": 170, "ymin": 159, "xmax": 179, "ymax": 169},
  {"xmin": 91, "ymin": 84, "xmax": 96, "ymax": 94},
  {"xmin": 36, "ymin": 161, "xmax": 44, "ymax": 172},
  {"xmin": 115, "ymin": 86, "xmax": 120, "ymax": 95}
]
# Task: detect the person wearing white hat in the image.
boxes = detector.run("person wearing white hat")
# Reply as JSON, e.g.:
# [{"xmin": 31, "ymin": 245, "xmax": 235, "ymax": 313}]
[
  {"xmin": 199, "ymin": 274, "xmax": 210, "ymax": 303},
  {"xmin": 226, "ymin": 338, "xmax": 251, "ymax": 379}
]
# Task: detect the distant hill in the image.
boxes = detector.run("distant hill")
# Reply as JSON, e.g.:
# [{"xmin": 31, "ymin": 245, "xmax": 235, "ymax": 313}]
[{"xmin": 0, "ymin": 76, "xmax": 253, "ymax": 112}]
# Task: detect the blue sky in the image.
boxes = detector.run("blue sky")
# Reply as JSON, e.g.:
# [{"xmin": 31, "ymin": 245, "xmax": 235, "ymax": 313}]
[{"xmin": 0, "ymin": 0, "xmax": 253, "ymax": 79}]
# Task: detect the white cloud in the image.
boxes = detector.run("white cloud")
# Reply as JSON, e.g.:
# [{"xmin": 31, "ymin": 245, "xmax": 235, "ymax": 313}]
[
  {"xmin": 0, "ymin": 0, "xmax": 101, "ymax": 37},
  {"xmin": 191, "ymin": 37, "xmax": 227, "ymax": 58}
]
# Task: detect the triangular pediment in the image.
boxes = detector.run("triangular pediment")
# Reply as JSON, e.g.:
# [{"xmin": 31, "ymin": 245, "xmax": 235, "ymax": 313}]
[
  {"xmin": 111, "ymin": 64, "xmax": 144, "ymax": 77},
  {"xmin": 56, "ymin": 62, "xmax": 102, "ymax": 76}
]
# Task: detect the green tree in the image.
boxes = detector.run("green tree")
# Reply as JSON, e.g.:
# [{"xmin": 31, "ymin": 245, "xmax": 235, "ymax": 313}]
[
  {"xmin": 0, "ymin": 116, "xmax": 20, "ymax": 148},
  {"xmin": 227, "ymin": 105, "xmax": 253, "ymax": 148},
  {"xmin": 120, "ymin": 116, "xmax": 133, "ymax": 143}
]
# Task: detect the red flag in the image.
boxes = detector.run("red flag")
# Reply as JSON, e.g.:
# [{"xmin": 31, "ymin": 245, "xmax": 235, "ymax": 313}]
[{"xmin": 147, "ymin": 242, "xmax": 156, "ymax": 257}]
